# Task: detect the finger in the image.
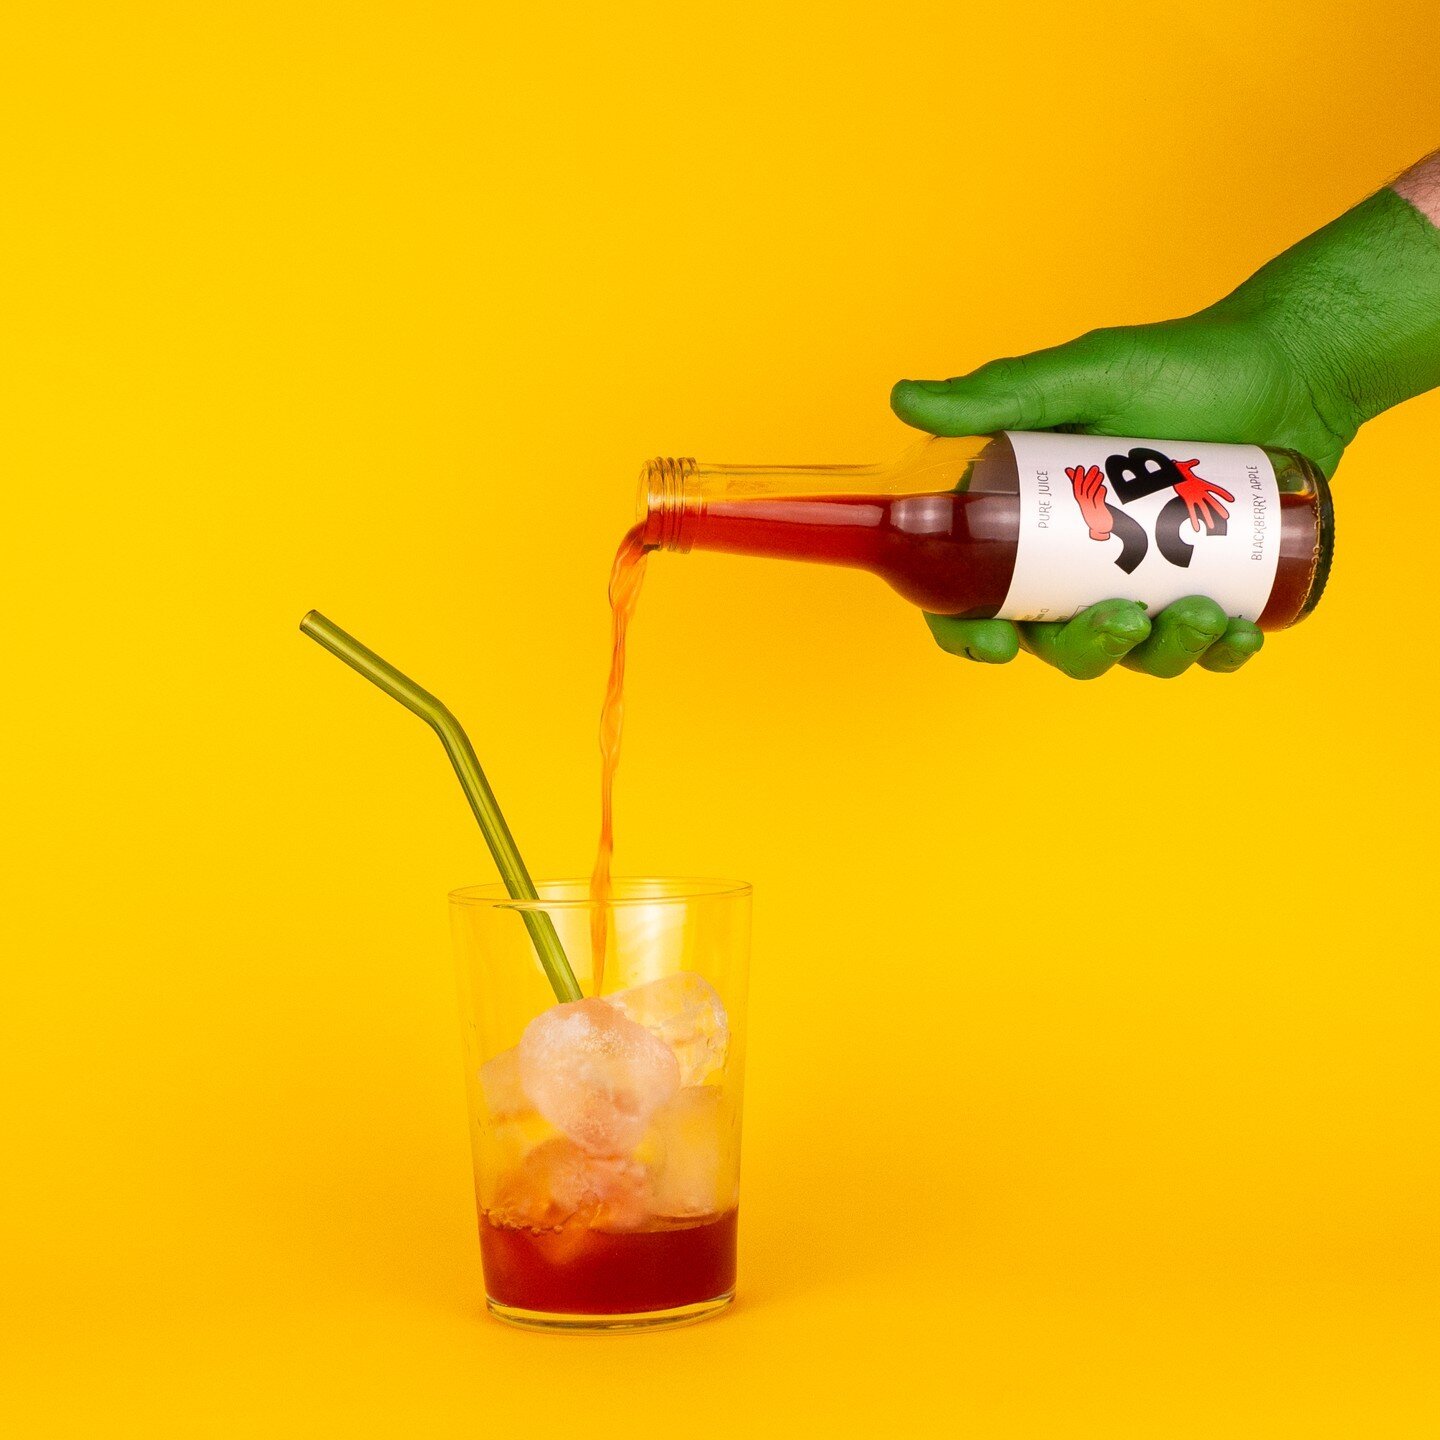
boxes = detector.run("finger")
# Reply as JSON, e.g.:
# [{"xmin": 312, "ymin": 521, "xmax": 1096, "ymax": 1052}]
[
  {"xmin": 925, "ymin": 613, "xmax": 1021, "ymax": 664},
  {"xmin": 1197, "ymin": 618, "xmax": 1264, "ymax": 673},
  {"xmin": 1120, "ymin": 596, "xmax": 1229, "ymax": 678},
  {"xmin": 1018, "ymin": 599, "xmax": 1151, "ymax": 680},
  {"xmin": 891, "ymin": 332, "xmax": 1120, "ymax": 435}
]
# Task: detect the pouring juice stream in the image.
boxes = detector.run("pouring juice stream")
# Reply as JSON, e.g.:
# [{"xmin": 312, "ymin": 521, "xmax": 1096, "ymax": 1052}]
[{"xmin": 588, "ymin": 524, "xmax": 649, "ymax": 993}]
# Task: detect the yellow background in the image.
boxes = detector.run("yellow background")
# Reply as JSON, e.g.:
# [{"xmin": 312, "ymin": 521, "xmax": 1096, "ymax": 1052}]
[{"xmin": 3, "ymin": 1, "xmax": 1437, "ymax": 1433}]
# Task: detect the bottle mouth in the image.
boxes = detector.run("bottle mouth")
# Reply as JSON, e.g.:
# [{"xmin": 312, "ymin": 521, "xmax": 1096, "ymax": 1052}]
[{"xmin": 636, "ymin": 457, "xmax": 699, "ymax": 552}]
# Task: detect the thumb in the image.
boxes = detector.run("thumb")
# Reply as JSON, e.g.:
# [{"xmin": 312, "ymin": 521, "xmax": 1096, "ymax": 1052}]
[{"xmin": 891, "ymin": 334, "xmax": 1120, "ymax": 435}]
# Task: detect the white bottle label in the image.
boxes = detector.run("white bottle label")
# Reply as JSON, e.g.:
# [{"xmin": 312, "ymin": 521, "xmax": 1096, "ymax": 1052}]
[{"xmin": 996, "ymin": 432, "xmax": 1282, "ymax": 623}]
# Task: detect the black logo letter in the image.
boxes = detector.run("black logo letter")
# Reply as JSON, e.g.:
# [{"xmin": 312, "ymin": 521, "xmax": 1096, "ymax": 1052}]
[{"xmin": 1104, "ymin": 447, "xmax": 1184, "ymax": 504}]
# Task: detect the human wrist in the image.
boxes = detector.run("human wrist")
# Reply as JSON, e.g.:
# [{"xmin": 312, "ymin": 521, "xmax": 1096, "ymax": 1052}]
[{"xmin": 1393, "ymin": 150, "xmax": 1440, "ymax": 226}]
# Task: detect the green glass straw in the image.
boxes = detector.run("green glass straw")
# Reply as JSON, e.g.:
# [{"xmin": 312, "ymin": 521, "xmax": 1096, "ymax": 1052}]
[{"xmin": 299, "ymin": 610, "xmax": 583, "ymax": 1005}]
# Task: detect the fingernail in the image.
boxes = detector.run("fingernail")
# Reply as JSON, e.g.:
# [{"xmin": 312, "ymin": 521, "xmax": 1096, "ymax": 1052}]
[
  {"xmin": 1205, "ymin": 644, "xmax": 1252, "ymax": 673},
  {"xmin": 1177, "ymin": 624, "xmax": 1218, "ymax": 653},
  {"xmin": 910, "ymin": 380, "xmax": 951, "ymax": 395},
  {"xmin": 1093, "ymin": 610, "xmax": 1149, "ymax": 646}
]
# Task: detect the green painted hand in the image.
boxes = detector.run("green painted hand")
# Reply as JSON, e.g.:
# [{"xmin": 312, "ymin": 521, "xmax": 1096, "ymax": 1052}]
[{"xmin": 893, "ymin": 185, "xmax": 1440, "ymax": 679}]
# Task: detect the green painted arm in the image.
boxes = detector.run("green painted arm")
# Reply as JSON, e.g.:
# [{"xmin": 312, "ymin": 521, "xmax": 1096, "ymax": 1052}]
[{"xmin": 893, "ymin": 172, "xmax": 1440, "ymax": 680}]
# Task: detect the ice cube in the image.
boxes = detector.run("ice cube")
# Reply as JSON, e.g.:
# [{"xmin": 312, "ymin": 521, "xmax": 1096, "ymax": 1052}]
[
  {"xmin": 643, "ymin": 1085, "xmax": 739, "ymax": 1219},
  {"xmin": 478, "ymin": 1047, "xmax": 529, "ymax": 1119},
  {"xmin": 607, "ymin": 972, "xmax": 729, "ymax": 1086},
  {"xmin": 489, "ymin": 1136, "xmax": 651, "ymax": 1231},
  {"xmin": 476, "ymin": 1107, "xmax": 553, "ymax": 1209},
  {"xmin": 517, "ymin": 997, "xmax": 681, "ymax": 1156}
]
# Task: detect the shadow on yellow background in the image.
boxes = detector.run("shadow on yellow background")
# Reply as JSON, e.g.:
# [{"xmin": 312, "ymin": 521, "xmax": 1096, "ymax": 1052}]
[{"xmin": 3, "ymin": 0, "xmax": 1437, "ymax": 1434}]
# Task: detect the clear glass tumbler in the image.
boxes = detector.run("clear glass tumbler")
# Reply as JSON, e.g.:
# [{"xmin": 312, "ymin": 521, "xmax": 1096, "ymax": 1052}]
[{"xmin": 449, "ymin": 877, "xmax": 751, "ymax": 1332}]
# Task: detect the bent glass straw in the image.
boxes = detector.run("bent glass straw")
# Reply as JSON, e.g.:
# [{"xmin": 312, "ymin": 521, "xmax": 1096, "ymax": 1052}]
[{"xmin": 299, "ymin": 610, "xmax": 583, "ymax": 1004}]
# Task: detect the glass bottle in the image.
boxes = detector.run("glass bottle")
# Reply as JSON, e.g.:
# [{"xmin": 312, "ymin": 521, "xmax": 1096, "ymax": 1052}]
[{"xmin": 638, "ymin": 431, "xmax": 1333, "ymax": 628}]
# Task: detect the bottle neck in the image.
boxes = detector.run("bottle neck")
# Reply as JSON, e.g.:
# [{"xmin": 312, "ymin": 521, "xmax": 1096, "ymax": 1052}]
[
  {"xmin": 638, "ymin": 457, "xmax": 892, "ymax": 565},
  {"xmin": 639, "ymin": 456, "xmax": 904, "ymax": 554}
]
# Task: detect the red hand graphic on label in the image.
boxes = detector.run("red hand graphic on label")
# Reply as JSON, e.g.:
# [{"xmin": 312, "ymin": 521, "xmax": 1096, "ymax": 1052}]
[
  {"xmin": 1173, "ymin": 458, "xmax": 1235, "ymax": 533},
  {"xmin": 1066, "ymin": 464, "xmax": 1113, "ymax": 541}
]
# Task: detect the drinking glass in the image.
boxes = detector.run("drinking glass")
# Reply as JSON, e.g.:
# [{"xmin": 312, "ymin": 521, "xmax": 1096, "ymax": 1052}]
[{"xmin": 449, "ymin": 877, "xmax": 751, "ymax": 1331}]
